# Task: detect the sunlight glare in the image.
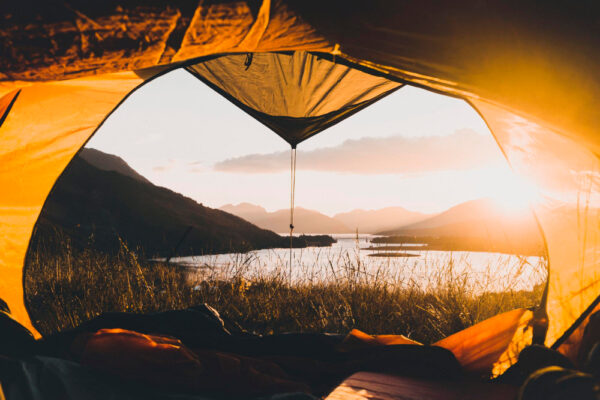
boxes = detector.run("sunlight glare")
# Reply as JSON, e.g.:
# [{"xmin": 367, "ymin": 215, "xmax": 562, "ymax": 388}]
[{"xmin": 481, "ymin": 166, "xmax": 541, "ymax": 214}]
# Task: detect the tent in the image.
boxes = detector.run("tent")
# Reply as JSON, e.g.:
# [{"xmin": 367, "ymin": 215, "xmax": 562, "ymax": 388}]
[{"xmin": 1, "ymin": 0, "xmax": 599, "ymax": 364}]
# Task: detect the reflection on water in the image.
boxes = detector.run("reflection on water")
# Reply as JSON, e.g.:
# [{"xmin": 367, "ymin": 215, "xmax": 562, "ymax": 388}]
[{"xmin": 172, "ymin": 234, "xmax": 547, "ymax": 293}]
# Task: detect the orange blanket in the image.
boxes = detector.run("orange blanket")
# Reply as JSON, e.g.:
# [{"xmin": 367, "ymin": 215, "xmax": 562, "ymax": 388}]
[
  {"xmin": 73, "ymin": 328, "xmax": 309, "ymax": 396},
  {"xmin": 72, "ymin": 308, "xmax": 533, "ymax": 395},
  {"xmin": 340, "ymin": 308, "xmax": 533, "ymax": 376}
]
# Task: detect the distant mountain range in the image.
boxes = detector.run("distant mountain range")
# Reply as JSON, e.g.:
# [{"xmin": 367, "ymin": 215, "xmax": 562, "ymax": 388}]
[
  {"xmin": 379, "ymin": 198, "xmax": 538, "ymax": 235},
  {"xmin": 219, "ymin": 203, "xmax": 431, "ymax": 234},
  {"xmin": 333, "ymin": 207, "xmax": 430, "ymax": 234},
  {"xmin": 221, "ymin": 199, "xmax": 544, "ymax": 255},
  {"xmin": 378, "ymin": 198, "xmax": 544, "ymax": 255},
  {"xmin": 220, "ymin": 203, "xmax": 350, "ymax": 234},
  {"xmin": 32, "ymin": 149, "xmax": 291, "ymax": 257}
]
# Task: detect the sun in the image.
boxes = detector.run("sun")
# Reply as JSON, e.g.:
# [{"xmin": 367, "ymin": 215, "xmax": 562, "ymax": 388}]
[{"xmin": 479, "ymin": 165, "xmax": 542, "ymax": 215}]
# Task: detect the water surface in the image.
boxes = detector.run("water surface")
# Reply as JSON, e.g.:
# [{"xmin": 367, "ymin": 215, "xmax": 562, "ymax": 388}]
[{"xmin": 173, "ymin": 234, "xmax": 546, "ymax": 293}]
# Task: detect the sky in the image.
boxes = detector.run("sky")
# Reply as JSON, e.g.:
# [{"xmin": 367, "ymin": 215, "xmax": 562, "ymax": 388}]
[{"xmin": 86, "ymin": 68, "xmax": 530, "ymax": 215}]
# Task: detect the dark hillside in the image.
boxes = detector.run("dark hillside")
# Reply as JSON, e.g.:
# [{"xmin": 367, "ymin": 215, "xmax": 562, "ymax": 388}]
[
  {"xmin": 32, "ymin": 153, "xmax": 287, "ymax": 257},
  {"xmin": 79, "ymin": 147, "xmax": 150, "ymax": 184}
]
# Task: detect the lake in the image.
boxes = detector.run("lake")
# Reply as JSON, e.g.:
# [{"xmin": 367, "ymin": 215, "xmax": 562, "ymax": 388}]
[{"xmin": 172, "ymin": 234, "xmax": 546, "ymax": 293}]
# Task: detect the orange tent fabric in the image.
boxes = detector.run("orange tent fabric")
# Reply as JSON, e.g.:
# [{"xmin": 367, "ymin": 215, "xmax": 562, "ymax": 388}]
[{"xmin": 0, "ymin": 73, "xmax": 143, "ymax": 332}]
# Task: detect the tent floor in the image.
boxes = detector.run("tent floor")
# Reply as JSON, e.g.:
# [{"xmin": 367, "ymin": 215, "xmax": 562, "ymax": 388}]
[{"xmin": 325, "ymin": 372, "xmax": 518, "ymax": 400}]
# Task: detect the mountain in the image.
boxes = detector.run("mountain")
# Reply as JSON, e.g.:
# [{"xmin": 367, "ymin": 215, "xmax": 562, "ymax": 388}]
[
  {"xmin": 256, "ymin": 208, "xmax": 350, "ymax": 234},
  {"xmin": 79, "ymin": 147, "xmax": 150, "ymax": 184},
  {"xmin": 333, "ymin": 207, "xmax": 430, "ymax": 234},
  {"xmin": 220, "ymin": 203, "xmax": 268, "ymax": 220},
  {"xmin": 219, "ymin": 204, "xmax": 351, "ymax": 234},
  {"xmin": 32, "ymin": 149, "xmax": 289, "ymax": 257},
  {"xmin": 220, "ymin": 203, "xmax": 431, "ymax": 234},
  {"xmin": 385, "ymin": 199, "xmax": 499, "ymax": 231},
  {"xmin": 378, "ymin": 198, "xmax": 544, "ymax": 255},
  {"xmin": 381, "ymin": 198, "xmax": 532, "ymax": 233}
]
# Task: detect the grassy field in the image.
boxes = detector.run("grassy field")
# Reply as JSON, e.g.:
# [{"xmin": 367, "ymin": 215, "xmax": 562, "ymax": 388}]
[{"xmin": 25, "ymin": 239, "xmax": 547, "ymax": 344}]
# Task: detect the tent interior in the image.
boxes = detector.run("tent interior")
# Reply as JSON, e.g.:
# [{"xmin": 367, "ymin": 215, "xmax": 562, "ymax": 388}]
[{"xmin": 1, "ymin": 1, "xmax": 600, "ymax": 398}]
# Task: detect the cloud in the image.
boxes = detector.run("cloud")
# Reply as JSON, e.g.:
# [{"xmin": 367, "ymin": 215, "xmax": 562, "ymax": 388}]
[
  {"xmin": 213, "ymin": 129, "xmax": 503, "ymax": 174},
  {"xmin": 152, "ymin": 164, "xmax": 173, "ymax": 172},
  {"xmin": 152, "ymin": 159, "xmax": 207, "ymax": 173},
  {"xmin": 187, "ymin": 161, "xmax": 207, "ymax": 173}
]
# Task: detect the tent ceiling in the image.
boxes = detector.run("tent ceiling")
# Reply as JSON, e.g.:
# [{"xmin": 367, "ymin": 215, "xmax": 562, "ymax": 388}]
[
  {"xmin": 287, "ymin": 0, "xmax": 600, "ymax": 156},
  {"xmin": 3, "ymin": 1, "xmax": 599, "ymax": 154},
  {"xmin": 186, "ymin": 52, "xmax": 402, "ymax": 146},
  {"xmin": 0, "ymin": 0, "xmax": 333, "ymax": 82}
]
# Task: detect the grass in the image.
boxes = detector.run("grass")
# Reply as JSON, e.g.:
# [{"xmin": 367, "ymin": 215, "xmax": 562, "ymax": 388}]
[{"xmin": 25, "ymin": 237, "xmax": 547, "ymax": 344}]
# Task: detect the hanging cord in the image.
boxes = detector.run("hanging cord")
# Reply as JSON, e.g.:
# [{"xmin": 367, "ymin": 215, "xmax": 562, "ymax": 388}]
[{"xmin": 289, "ymin": 145, "xmax": 297, "ymax": 284}]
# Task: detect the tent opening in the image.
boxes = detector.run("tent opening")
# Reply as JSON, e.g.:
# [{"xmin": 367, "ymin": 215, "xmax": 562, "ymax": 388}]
[{"xmin": 22, "ymin": 60, "xmax": 548, "ymax": 374}]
